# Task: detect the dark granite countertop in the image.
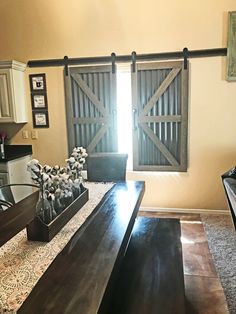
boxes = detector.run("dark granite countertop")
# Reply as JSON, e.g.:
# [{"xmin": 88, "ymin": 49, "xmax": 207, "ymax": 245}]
[{"xmin": 0, "ymin": 145, "xmax": 32, "ymax": 162}]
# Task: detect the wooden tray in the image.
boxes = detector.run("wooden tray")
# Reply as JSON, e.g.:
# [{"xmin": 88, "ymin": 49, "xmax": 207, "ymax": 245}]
[{"xmin": 26, "ymin": 186, "xmax": 89, "ymax": 242}]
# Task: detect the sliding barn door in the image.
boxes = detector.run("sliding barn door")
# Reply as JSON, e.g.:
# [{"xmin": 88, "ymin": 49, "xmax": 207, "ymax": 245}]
[
  {"xmin": 132, "ymin": 61, "xmax": 188, "ymax": 171},
  {"xmin": 64, "ymin": 65, "xmax": 117, "ymax": 154}
]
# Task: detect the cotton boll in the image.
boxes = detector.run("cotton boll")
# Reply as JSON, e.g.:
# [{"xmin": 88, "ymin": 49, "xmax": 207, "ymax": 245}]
[
  {"xmin": 69, "ymin": 157, "xmax": 75, "ymax": 163},
  {"xmin": 77, "ymin": 164, "xmax": 83, "ymax": 170},
  {"xmin": 42, "ymin": 173, "xmax": 49, "ymax": 182},
  {"xmin": 28, "ymin": 159, "xmax": 39, "ymax": 166},
  {"xmin": 71, "ymin": 152, "xmax": 79, "ymax": 158},
  {"xmin": 43, "ymin": 165, "xmax": 51, "ymax": 173},
  {"xmin": 59, "ymin": 167, "xmax": 66, "ymax": 174},
  {"xmin": 32, "ymin": 166, "xmax": 40, "ymax": 172},
  {"xmin": 55, "ymin": 188, "xmax": 61, "ymax": 196},
  {"xmin": 61, "ymin": 173, "xmax": 69, "ymax": 180},
  {"xmin": 31, "ymin": 173, "xmax": 39, "ymax": 180},
  {"xmin": 47, "ymin": 193, "xmax": 55, "ymax": 201},
  {"xmin": 79, "ymin": 158, "xmax": 85, "ymax": 164},
  {"xmin": 49, "ymin": 186, "xmax": 55, "ymax": 193}
]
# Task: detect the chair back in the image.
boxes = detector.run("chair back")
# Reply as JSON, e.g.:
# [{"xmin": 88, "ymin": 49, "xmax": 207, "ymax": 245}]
[
  {"xmin": 0, "ymin": 185, "xmax": 15, "ymax": 210},
  {"xmin": 0, "ymin": 183, "xmax": 39, "ymax": 211},
  {"xmin": 87, "ymin": 153, "xmax": 128, "ymax": 182}
]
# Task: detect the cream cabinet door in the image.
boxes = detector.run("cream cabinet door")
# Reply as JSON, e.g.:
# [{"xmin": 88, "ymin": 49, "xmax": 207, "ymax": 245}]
[
  {"xmin": 0, "ymin": 61, "xmax": 28, "ymax": 123},
  {"xmin": 0, "ymin": 70, "xmax": 14, "ymax": 122}
]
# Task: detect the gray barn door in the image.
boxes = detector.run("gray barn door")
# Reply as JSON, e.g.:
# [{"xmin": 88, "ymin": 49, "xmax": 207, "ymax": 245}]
[
  {"xmin": 64, "ymin": 65, "xmax": 117, "ymax": 154},
  {"xmin": 132, "ymin": 61, "xmax": 188, "ymax": 171}
]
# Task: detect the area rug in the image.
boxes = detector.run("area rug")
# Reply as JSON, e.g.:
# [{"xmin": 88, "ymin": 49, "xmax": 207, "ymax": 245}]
[{"xmin": 201, "ymin": 214, "xmax": 236, "ymax": 314}]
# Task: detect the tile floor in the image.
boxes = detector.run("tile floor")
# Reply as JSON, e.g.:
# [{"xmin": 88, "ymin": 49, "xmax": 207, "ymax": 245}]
[{"xmin": 139, "ymin": 211, "xmax": 229, "ymax": 314}]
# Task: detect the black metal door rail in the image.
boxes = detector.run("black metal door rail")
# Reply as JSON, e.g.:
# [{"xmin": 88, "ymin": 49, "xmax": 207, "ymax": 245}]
[{"xmin": 27, "ymin": 47, "xmax": 227, "ymax": 74}]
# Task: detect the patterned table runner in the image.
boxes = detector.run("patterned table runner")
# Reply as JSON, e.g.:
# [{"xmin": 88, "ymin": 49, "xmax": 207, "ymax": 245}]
[{"xmin": 0, "ymin": 182, "xmax": 113, "ymax": 314}]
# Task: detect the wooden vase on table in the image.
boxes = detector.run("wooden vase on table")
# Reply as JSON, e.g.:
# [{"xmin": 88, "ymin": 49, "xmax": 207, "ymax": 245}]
[{"xmin": 26, "ymin": 185, "xmax": 89, "ymax": 242}]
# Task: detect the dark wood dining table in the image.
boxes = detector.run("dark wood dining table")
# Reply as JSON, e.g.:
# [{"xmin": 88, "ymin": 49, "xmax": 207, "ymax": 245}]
[
  {"xmin": 18, "ymin": 180, "xmax": 145, "ymax": 314},
  {"xmin": 0, "ymin": 190, "xmax": 38, "ymax": 248}
]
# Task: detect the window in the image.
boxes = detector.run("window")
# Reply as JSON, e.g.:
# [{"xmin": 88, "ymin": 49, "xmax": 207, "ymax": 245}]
[
  {"xmin": 116, "ymin": 66, "xmax": 133, "ymax": 169},
  {"xmin": 65, "ymin": 61, "xmax": 188, "ymax": 172}
]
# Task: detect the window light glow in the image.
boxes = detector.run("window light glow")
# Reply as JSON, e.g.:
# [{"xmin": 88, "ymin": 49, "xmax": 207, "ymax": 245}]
[
  {"xmin": 181, "ymin": 237, "xmax": 195, "ymax": 244},
  {"xmin": 116, "ymin": 66, "xmax": 133, "ymax": 169}
]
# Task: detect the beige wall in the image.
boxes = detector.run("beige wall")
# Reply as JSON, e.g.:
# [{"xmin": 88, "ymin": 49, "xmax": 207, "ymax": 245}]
[{"xmin": 0, "ymin": 0, "xmax": 235, "ymax": 210}]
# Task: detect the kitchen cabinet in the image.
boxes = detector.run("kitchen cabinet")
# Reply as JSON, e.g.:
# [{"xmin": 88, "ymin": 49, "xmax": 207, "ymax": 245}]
[
  {"xmin": 0, "ymin": 60, "xmax": 28, "ymax": 123},
  {"xmin": 0, "ymin": 155, "xmax": 33, "ymax": 202},
  {"xmin": 0, "ymin": 145, "xmax": 33, "ymax": 202}
]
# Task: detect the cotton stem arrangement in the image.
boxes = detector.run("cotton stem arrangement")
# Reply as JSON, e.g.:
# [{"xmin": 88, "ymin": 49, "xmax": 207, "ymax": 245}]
[{"xmin": 27, "ymin": 147, "xmax": 88, "ymax": 221}]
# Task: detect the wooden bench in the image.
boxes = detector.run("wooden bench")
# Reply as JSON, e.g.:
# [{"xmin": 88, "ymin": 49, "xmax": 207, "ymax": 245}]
[{"xmin": 105, "ymin": 217, "xmax": 185, "ymax": 314}]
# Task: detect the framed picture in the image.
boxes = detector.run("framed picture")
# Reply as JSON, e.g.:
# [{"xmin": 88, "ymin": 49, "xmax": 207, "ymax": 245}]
[
  {"xmin": 32, "ymin": 111, "xmax": 49, "ymax": 128},
  {"xmin": 227, "ymin": 11, "xmax": 236, "ymax": 81},
  {"xmin": 31, "ymin": 93, "xmax": 48, "ymax": 109},
  {"xmin": 29, "ymin": 73, "xmax": 47, "ymax": 91}
]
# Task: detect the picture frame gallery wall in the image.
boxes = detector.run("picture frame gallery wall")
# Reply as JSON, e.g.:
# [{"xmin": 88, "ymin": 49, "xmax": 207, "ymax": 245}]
[{"xmin": 29, "ymin": 73, "xmax": 50, "ymax": 128}]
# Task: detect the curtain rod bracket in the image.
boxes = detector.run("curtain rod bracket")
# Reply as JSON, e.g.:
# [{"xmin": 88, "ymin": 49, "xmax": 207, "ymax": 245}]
[
  {"xmin": 64, "ymin": 56, "xmax": 69, "ymax": 76},
  {"xmin": 131, "ymin": 51, "xmax": 137, "ymax": 73},
  {"xmin": 183, "ymin": 47, "xmax": 189, "ymax": 70},
  {"xmin": 111, "ymin": 52, "xmax": 116, "ymax": 74}
]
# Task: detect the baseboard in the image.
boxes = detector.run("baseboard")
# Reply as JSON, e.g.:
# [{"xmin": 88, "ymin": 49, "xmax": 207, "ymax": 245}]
[{"xmin": 140, "ymin": 207, "xmax": 230, "ymax": 215}]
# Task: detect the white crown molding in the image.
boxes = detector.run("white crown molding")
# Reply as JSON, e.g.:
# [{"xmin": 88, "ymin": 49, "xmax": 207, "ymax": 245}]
[{"xmin": 0, "ymin": 60, "xmax": 27, "ymax": 71}]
